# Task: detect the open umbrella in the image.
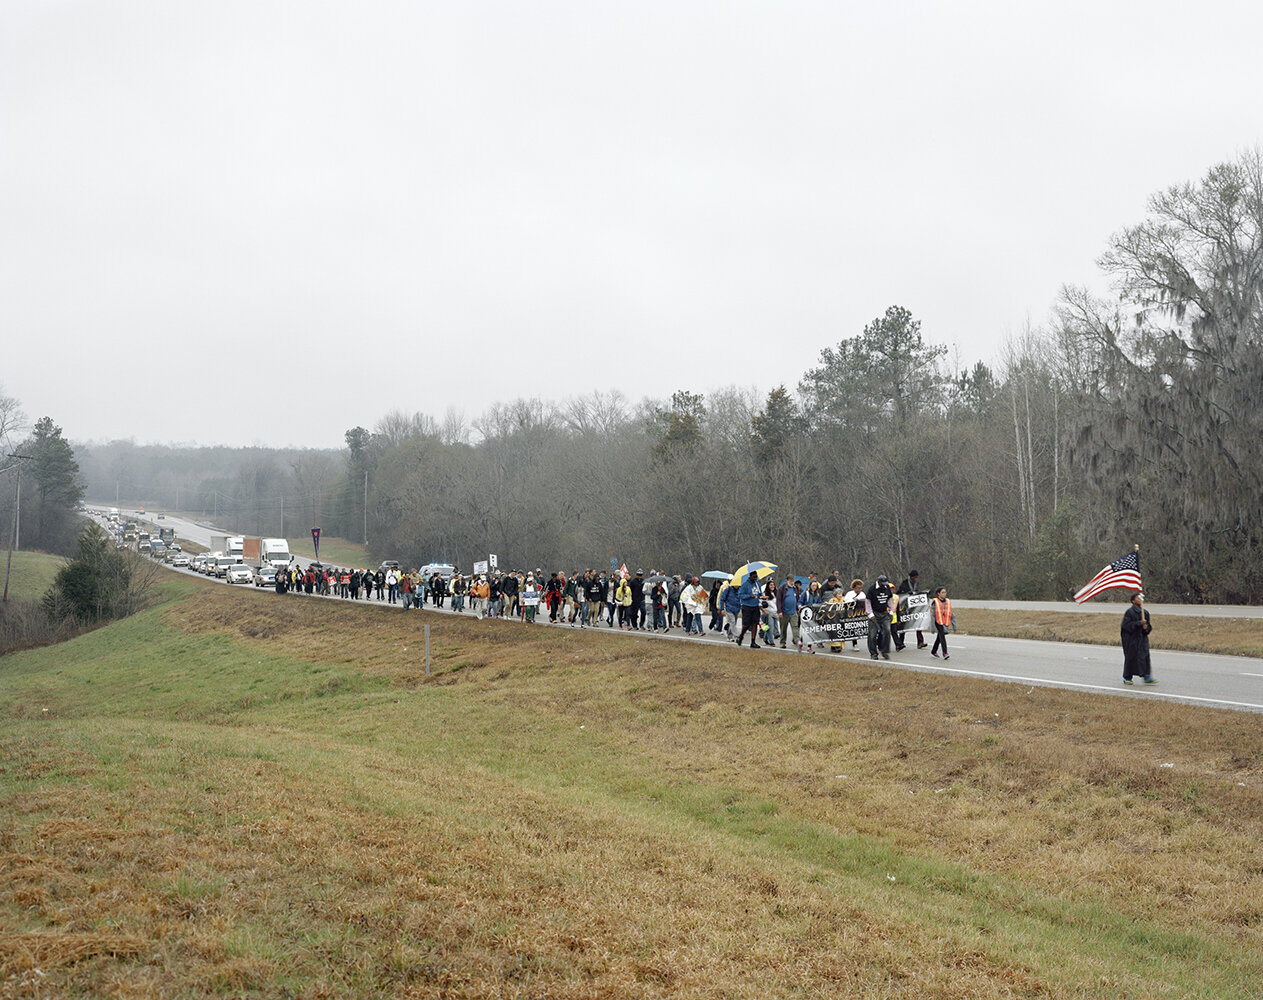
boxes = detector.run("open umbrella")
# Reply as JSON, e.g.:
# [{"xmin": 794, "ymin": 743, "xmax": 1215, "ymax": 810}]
[
  {"xmin": 731, "ymin": 561, "xmax": 778, "ymax": 588},
  {"xmin": 647, "ymin": 574, "xmax": 671, "ymax": 584},
  {"xmin": 700, "ymin": 570, "xmax": 732, "ymax": 581}
]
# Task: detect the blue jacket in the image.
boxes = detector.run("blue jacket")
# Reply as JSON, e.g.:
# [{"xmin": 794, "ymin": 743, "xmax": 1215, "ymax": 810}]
[
  {"xmin": 738, "ymin": 577, "xmax": 762, "ymax": 608},
  {"xmin": 723, "ymin": 583, "xmax": 741, "ymax": 614},
  {"xmin": 778, "ymin": 583, "xmax": 799, "ymax": 616}
]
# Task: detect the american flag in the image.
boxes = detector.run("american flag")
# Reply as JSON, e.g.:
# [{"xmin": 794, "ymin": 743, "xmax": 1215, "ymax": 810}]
[{"xmin": 1073, "ymin": 550, "xmax": 1142, "ymax": 603}]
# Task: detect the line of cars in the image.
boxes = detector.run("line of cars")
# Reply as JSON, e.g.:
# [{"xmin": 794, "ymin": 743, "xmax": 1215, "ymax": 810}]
[
  {"xmin": 92, "ymin": 508, "xmax": 292, "ymax": 588},
  {"xmin": 189, "ymin": 553, "xmax": 282, "ymax": 587},
  {"xmin": 98, "ymin": 509, "xmax": 188, "ymax": 566}
]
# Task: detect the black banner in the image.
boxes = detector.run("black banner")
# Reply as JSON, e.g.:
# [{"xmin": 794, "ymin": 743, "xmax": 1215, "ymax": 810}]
[
  {"xmin": 800, "ymin": 599, "xmax": 869, "ymax": 645},
  {"xmin": 801, "ymin": 592, "xmax": 933, "ymax": 646}
]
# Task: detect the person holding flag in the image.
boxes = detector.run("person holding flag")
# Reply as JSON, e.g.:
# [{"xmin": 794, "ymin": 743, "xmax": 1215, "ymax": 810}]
[
  {"xmin": 1120, "ymin": 592, "xmax": 1156, "ymax": 685},
  {"xmin": 1074, "ymin": 546, "xmax": 1154, "ymax": 685}
]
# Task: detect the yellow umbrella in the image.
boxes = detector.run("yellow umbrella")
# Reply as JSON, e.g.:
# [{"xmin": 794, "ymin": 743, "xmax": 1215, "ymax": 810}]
[{"xmin": 731, "ymin": 561, "xmax": 778, "ymax": 588}]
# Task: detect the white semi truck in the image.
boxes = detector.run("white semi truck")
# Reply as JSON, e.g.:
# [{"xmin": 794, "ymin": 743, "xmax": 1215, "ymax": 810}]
[
  {"xmin": 242, "ymin": 537, "xmax": 292, "ymax": 569},
  {"xmin": 209, "ymin": 534, "xmax": 245, "ymax": 559}
]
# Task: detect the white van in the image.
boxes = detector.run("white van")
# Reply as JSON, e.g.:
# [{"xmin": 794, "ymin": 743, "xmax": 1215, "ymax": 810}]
[{"xmin": 420, "ymin": 563, "xmax": 456, "ymax": 580}]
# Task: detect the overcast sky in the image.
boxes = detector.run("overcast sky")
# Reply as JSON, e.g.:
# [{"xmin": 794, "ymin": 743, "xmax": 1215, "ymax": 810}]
[{"xmin": 3, "ymin": 1, "xmax": 1260, "ymax": 450}]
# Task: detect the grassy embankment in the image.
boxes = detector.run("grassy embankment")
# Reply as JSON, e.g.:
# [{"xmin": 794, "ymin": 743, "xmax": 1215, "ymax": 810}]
[
  {"xmin": 0, "ymin": 551, "xmax": 67, "ymax": 603},
  {"xmin": 287, "ymin": 535, "xmax": 369, "ymax": 569},
  {"xmin": 2, "ymin": 576, "xmax": 1261, "ymax": 998}
]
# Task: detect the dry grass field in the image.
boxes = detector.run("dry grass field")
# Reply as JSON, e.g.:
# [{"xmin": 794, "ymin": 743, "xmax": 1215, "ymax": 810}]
[{"xmin": 2, "ymin": 579, "xmax": 1261, "ymax": 998}]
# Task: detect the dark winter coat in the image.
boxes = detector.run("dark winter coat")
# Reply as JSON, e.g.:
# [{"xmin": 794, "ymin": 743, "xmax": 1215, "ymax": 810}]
[{"xmin": 1121, "ymin": 604, "xmax": 1152, "ymax": 678}]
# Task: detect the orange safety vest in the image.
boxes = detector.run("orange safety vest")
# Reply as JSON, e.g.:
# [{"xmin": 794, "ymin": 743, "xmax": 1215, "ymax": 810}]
[{"xmin": 933, "ymin": 597, "xmax": 952, "ymax": 626}]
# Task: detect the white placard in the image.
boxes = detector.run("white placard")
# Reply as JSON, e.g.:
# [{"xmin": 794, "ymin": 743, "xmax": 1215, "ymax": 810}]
[
  {"xmin": 473, "ymin": 560, "xmax": 489, "ymax": 574},
  {"xmin": 489, "ymin": 553, "xmax": 498, "ymax": 569}
]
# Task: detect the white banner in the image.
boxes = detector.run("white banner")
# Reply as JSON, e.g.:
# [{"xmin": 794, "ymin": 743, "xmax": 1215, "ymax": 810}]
[
  {"xmin": 473, "ymin": 560, "xmax": 489, "ymax": 574},
  {"xmin": 895, "ymin": 592, "xmax": 934, "ymax": 633}
]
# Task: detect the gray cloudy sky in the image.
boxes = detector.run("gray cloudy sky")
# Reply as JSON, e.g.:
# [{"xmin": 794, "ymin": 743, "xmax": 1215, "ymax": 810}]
[{"xmin": 3, "ymin": 1, "xmax": 1260, "ymax": 449}]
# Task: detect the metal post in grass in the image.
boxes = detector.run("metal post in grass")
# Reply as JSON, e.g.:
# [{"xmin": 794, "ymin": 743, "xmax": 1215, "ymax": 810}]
[{"xmin": 425, "ymin": 624, "xmax": 431, "ymax": 678}]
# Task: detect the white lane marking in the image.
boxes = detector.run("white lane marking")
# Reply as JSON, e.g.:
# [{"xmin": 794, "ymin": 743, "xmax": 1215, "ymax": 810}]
[
  {"xmin": 881, "ymin": 660, "xmax": 1263, "ymax": 711},
  {"xmin": 1242, "ymin": 673, "xmax": 1263, "ymax": 679}
]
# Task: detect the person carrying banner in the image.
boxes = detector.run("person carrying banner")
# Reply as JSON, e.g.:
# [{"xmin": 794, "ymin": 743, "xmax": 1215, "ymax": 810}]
[
  {"xmin": 865, "ymin": 574, "xmax": 894, "ymax": 660},
  {"xmin": 522, "ymin": 573, "xmax": 540, "ymax": 623},
  {"xmin": 895, "ymin": 570, "xmax": 924, "ymax": 649},
  {"xmin": 842, "ymin": 578, "xmax": 864, "ymax": 650}
]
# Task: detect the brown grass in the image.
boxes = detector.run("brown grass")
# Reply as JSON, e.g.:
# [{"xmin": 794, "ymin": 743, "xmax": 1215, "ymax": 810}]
[
  {"xmin": 166, "ymin": 592, "xmax": 1263, "ymax": 929},
  {"xmin": 2, "ymin": 586, "xmax": 1261, "ymax": 997}
]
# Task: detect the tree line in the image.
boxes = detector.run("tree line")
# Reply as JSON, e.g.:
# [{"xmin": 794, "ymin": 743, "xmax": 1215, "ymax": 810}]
[
  {"xmin": 0, "ymin": 400, "xmax": 164, "ymax": 651},
  {"xmin": 68, "ymin": 151, "xmax": 1263, "ymax": 603}
]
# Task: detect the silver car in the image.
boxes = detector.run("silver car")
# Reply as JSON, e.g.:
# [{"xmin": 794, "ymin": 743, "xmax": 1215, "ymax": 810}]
[
  {"xmin": 253, "ymin": 565, "xmax": 277, "ymax": 587},
  {"xmin": 225, "ymin": 563, "xmax": 254, "ymax": 585}
]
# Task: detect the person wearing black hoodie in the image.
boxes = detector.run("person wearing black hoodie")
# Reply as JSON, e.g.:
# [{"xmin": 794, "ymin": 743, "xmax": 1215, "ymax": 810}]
[
  {"xmin": 629, "ymin": 570, "xmax": 646, "ymax": 630},
  {"xmin": 894, "ymin": 570, "xmax": 923, "ymax": 650},
  {"xmin": 865, "ymin": 574, "xmax": 894, "ymax": 660}
]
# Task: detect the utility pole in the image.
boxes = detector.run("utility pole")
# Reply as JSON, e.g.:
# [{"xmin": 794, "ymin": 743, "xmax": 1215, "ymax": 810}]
[
  {"xmin": 279, "ymin": 494, "xmax": 284, "ymax": 537},
  {"xmin": 363, "ymin": 470, "xmax": 368, "ymax": 546},
  {"xmin": 3, "ymin": 453, "xmax": 33, "ymax": 603}
]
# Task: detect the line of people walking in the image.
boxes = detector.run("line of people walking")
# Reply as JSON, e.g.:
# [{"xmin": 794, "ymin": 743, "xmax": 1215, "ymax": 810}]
[{"xmin": 274, "ymin": 561, "xmax": 955, "ymax": 659}]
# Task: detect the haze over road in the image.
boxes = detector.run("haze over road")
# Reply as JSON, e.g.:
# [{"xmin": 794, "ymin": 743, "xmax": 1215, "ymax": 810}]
[{"xmin": 91, "ymin": 505, "xmax": 1263, "ymax": 714}]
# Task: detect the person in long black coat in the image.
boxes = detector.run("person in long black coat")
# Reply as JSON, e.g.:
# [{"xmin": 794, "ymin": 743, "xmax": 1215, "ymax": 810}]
[{"xmin": 1120, "ymin": 591, "xmax": 1155, "ymax": 684}]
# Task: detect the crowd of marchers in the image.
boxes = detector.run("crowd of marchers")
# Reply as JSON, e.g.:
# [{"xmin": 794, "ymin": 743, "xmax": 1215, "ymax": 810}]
[{"xmin": 271, "ymin": 563, "xmax": 956, "ymax": 659}]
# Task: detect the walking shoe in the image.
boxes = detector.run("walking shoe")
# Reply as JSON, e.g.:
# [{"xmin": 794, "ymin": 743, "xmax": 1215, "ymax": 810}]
[
  {"xmin": 931, "ymin": 651, "xmax": 940, "ymax": 658},
  {"xmin": 1142, "ymin": 677, "xmax": 1157, "ymax": 684},
  {"xmin": 917, "ymin": 643, "xmax": 927, "ymax": 649},
  {"xmin": 871, "ymin": 655, "xmax": 879, "ymax": 660},
  {"xmin": 942, "ymin": 654, "xmax": 949, "ymax": 659},
  {"xmin": 1122, "ymin": 679, "xmax": 1134, "ymax": 685},
  {"xmin": 750, "ymin": 642, "xmax": 760, "ymax": 649},
  {"xmin": 882, "ymin": 654, "xmax": 890, "ymax": 660}
]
